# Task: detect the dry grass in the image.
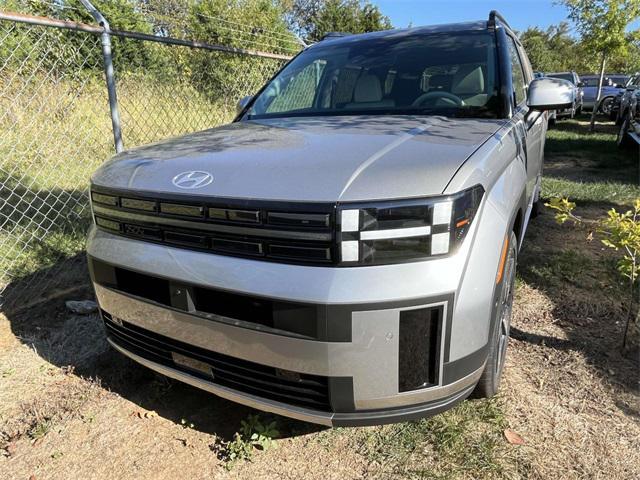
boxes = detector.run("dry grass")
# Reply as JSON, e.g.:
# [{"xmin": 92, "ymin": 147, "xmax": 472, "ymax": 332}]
[{"xmin": 0, "ymin": 119, "xmax": 639, "ymax": 479}]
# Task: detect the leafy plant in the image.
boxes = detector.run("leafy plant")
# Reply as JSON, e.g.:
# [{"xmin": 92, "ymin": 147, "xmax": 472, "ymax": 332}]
[
  {"xmin": 213, "ymin": 414, "xmax": 279, "ymax": 469},
  {"xmin": 546, "ymin": 197, "xmax": 640, "ymax": 347},
  {"xmin": 240, "ymin": 414, "xmax": 279, "ymax": 451}
]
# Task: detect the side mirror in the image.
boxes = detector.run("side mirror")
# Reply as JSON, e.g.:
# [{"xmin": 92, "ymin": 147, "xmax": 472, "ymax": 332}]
[
  {"xmin": 527, "ymin": 77, "xmax": 574, "ymax": 112},
  {"xmin": 236, "ymin": 95, "xmax": 253, "ymax": 116},
  {"xmin": 577, "ymin": 81, "xmax": 585, "ymax": 88},
  {"xmin": 615, "ymin": 84, "xmax": 625, "ymax": 89}
]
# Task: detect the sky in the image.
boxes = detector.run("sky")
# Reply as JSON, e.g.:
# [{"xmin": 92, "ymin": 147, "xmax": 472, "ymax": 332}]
[{"xmin": 372, "ymin": 0, "xmax": 572, "ymax": 33}]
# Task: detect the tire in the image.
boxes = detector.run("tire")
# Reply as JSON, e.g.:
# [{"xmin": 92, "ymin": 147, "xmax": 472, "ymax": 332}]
[
  {"xmin": 617, "ymin": 115, "xmax": 634, "ymax": 149},
  {"xmin": 599, "ymin": 97, "xmax": 614, "ymax": 117},
  {"xmin": 472, "ymin": 231, "xmax": 517, "ymax": 398}
]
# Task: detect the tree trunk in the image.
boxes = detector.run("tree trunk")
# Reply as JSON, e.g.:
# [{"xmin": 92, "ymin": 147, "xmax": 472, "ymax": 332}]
[{"xmin": 589, "ymin": 52, "xmax": 607, "ymax": 132}]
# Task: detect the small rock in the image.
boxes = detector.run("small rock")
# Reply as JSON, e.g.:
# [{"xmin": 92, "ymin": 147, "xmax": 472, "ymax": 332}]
[{"xmin": 65, "ymin": 300, "xmax": 97, "ymax": 315}]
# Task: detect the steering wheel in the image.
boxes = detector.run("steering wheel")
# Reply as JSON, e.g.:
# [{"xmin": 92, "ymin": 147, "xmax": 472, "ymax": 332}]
[{"xmin": 412, "ymin": 91, "xmax": 464, "ymax": 108}]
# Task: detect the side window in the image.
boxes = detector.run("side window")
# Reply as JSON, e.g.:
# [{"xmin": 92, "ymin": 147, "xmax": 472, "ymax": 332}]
[{"xmin": 506, "ymin": 37, "xmax": 526, "ymax": 105}]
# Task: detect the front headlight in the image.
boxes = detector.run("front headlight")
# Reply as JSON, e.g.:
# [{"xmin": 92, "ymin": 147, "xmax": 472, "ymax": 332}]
[{"xmin": 337, "ymin": 185, "xmax": 484, "ymax": 265}]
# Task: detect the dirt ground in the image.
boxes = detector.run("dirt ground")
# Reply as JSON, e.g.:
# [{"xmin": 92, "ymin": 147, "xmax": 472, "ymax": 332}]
[{"xmin": 1, "ymin": 121, "xmax": 639, "ymax": 479}]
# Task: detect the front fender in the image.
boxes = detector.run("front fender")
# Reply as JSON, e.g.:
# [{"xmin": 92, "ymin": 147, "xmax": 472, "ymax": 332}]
[{"xmin": 445, "ymin": 127, "xmax": 528, "ymax": 361}]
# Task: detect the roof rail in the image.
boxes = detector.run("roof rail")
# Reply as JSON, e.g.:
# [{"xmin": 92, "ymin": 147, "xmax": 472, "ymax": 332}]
[
  {"xmin": 488, "ymin": 10, "xmax": 512, "ymax": 30},
  {"xmin": 321, "ymin": 32, "xmax": 351, "ymax": 41}
]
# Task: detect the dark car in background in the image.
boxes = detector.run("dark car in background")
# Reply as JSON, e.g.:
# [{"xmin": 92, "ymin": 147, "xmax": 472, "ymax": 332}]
[
  {"xmin": 617, "ymin": 84, "xmax": 640, "ymax": 149},
  {"xmin": 547, "ymin": 71, "xmax": 583, "ymax": 118},
  {"xmin": 615, "ymin": 74, "xmax": 640, "ymax": 124},
  {"xmin": 580, "ymin": 74, "xmax": 629, "ymax": 118}
]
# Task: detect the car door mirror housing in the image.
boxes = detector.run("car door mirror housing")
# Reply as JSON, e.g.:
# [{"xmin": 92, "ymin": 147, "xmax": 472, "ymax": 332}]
[
  {"xmin": 577, "ymin": 81, "xmax": 585, "ymax": 88},
  {"xmin": 527, "ymin": 77, "xmax": 574, "ymax": 111},
  {"xmin": 236, "ymin": 95, "xmax": 253, "ymax": 116}
]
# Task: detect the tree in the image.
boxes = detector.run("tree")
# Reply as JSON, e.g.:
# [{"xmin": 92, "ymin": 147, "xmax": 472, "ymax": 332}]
[
  {"xmin": 562, "ymin": 0, "xmax": 640, "ymax": 130},
  {"xmin": 188, "ymin": 0, "xmax": 296, "ymax": 99},
  {"xmin": 520, "ymin": 23, "xmax": 585, "ymax": 73},
  {"xmin": 286, "ymin": 0, "xmax": 392, "ymax": 42}
]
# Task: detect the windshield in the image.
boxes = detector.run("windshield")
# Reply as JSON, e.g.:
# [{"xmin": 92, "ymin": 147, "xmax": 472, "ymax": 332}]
[
  {"xmin": 548, "ymin": 73, "xmax": 574, "ymax": 84},
  {"xmin": 246, "ymin": 32, "xmax": 500, "ymax": 120}
]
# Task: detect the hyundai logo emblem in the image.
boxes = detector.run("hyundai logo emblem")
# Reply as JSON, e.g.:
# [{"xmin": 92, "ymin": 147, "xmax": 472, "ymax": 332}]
[{"xmin": 172, "ymin": 171, "xmax": 213, "ymax": 189}]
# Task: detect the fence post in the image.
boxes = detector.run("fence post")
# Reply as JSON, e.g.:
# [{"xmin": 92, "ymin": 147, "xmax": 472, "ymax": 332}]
[{"xmin": 79, "ymin": 0, "xmax": 124, "ymax": 153}]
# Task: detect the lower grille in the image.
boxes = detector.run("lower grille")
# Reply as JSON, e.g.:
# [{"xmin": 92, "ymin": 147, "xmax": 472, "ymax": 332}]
[{"xmin": 101, "ymin": 311, "xmax": 332, "ymax": 411}]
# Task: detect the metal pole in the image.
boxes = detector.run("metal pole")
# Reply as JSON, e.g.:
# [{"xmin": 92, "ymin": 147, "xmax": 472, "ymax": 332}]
[{"xmin": 79, "ymin": 0, "xmax": 124, "ymax": 153}]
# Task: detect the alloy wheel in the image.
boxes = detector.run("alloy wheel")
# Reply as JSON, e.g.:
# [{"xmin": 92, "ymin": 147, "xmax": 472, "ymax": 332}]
[
  {"xmin": 601, "ymin": 98, "xmax": 614, "ymax": 115},
  {"xmin": 494, "ymin": 249, "xmax": 516, "ymax": 379}
]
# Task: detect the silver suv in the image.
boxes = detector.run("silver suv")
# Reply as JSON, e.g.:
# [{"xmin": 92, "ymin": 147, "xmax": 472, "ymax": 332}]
[{"xmin": 87, "ymin": 12, "xmax": 573, "ymax": 426}]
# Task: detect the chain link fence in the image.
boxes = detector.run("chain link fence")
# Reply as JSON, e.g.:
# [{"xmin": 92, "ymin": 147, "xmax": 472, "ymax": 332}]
[{"xmin": 0, "ymin": 2, "xmax": 296, "ymax": 312}]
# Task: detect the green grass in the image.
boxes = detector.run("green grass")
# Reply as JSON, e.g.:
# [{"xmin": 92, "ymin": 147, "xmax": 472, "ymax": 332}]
[
  {"xmin": 318, "ymin": 399, "xmax": 529, "ymax": 479},
  {"xmin": 542, "ymin": 119, "xmax": 640, "ymax": 205},
  {"xmin": 519, "ymin": 248, "xmax": 593, "ymax": 288},
  {"xmin": 0, "ymin": 75, "xmax": 238, "ymax": 298},
  {"xmin": 541, "ymin": 176, "xmax": 640, "ymax": 205}
]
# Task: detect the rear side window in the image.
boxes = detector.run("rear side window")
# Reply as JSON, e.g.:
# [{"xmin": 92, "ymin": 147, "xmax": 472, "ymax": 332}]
[{"xmin": 506, "ymin": 37, "xmax": 526, "ymax": 105}]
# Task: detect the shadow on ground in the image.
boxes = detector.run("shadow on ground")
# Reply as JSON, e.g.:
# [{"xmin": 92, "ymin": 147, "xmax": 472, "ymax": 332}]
[
  {"xmin": 2, "ymin": 258, "xmax": 322, "ymax": 441},
  {"xmin": 543, "ymin": 120, "xmax": 640, "ymax": 185},
  {"xmin": 515, "ymin": 118, "xmax": 639, "ymax": 405}
]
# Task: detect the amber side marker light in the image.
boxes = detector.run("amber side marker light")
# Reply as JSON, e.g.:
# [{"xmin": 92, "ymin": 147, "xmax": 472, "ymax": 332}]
[
  {"xmin": 455, "ymin": 218, "xmax": 470, "ymax": 228},
  {"xmin": 496, "ymin": 234, "xmax": 509, "ymax": 284}
]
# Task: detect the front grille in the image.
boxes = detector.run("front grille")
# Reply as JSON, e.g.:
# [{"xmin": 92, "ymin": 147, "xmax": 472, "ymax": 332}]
[
  {"xmin": 90, "ymin": 187, "xmax": 335, "ymax": 265},
  {"xmin": 102, "ymin": 310, "xmax": 332, "ymax": 411}
]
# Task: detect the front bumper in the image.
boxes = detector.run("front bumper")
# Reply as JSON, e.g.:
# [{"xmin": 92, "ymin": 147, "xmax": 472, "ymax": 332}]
[
  {"xmin": 88, "ymin": 225, "xmax": 495, "ymax": 425},
  {"xmin": 107, "ymin": 336, "xmax": 477, "ymax": 426}
]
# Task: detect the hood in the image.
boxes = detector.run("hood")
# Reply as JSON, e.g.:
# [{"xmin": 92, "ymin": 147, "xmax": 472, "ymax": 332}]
[{"xmin": 92, "ymin": 116, "xmax": 504, "ymax": 203}]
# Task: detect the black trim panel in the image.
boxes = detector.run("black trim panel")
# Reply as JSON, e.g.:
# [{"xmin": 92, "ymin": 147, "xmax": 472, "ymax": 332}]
[
  {"xmin": 442, "ymin": 344, "xmax": 488, "ymax": 384},
  {"xmin": 331, "ymin": 384, "xmax": 475, "ymax": 427}
]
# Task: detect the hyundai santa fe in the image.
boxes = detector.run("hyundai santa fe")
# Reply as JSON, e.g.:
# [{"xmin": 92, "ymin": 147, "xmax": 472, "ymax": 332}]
[{"xmin": 87, "ymin": 12, "xmax": 574, "ymax": 426}]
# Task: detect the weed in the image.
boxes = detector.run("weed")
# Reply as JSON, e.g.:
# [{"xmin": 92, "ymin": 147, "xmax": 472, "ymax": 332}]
[
  {"xmin": 213, "ymin": 414, "xmax": 279, "ymax": 469},
  {"xmin": 180, "ymin": 418, "xmax": 195, "ymax": 430},
  {"xmin": 28, "ymin": 419, "xmax": 52, "ymax": 440}
]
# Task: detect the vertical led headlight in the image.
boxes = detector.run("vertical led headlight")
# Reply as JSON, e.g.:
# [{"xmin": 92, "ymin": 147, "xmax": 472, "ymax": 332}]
[{"xmin": 337, "ymin": 185, "xmax": 484, "ymax": 265}]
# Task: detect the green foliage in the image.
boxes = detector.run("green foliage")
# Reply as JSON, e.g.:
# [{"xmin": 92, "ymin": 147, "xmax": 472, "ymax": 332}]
[
  {"xmin": 214, "ymin": 414, "xmax": 279, "ymax": 469},
  {"xmin": 520, "ymin": 21, "xmax": 640, "ymax": 73},
  {"xmin": 520, "ymin": 23, "xmax": 585, "ymax": 73},
  {"xmin": 599, "ymin": 199, "xmax": 640, "ymax": 282},
  {"xmin": 240, "ymin": 414, "xmax": 279, "ymax": 450},
  {"xmin": 563, "ymin": 0, "xmax": 640, "ymax": 58},
  {"xmin": 286, "ymin": 0, "xmax": 392, "ymax": 42},
  {"xmin": 545, "ymin": 197, "xmax": 578, "ymax": 224}
]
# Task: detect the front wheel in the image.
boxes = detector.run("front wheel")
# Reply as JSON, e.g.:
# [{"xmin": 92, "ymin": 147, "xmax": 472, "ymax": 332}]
[
  {"xmin": 472, "ymin": 231, "xmax": 517, "ymax": 398},
  {"xmin": 599, "ymin": 97, "xmax": 614, "ymax": 116}
]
